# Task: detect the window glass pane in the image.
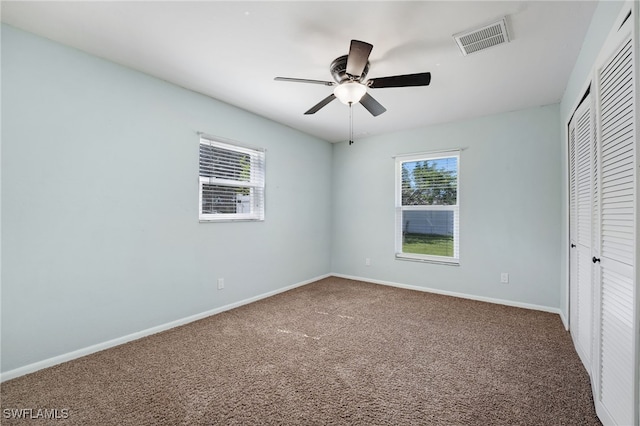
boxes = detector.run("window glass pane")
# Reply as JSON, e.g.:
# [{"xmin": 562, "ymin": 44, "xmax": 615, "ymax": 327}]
[
  {"xmin": 201, "ymin": 184, "xmax": 253, "ymax": 215},
  {"xmin": 401, "ymin": 157, "xmax": 457, "ymax": 206},
  {"xmin": 402, "ymin": 210, "xmax": 454, "ymax": 257}
]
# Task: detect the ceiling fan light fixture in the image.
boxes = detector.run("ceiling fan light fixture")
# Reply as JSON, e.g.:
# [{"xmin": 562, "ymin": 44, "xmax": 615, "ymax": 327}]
[
  {"xmin": 276, "ymin": 39, "xmax": 431, "ymax": 118},
  {"xmin": 333, "ymin": 82, "xmax": 367, "ymax": 105}
]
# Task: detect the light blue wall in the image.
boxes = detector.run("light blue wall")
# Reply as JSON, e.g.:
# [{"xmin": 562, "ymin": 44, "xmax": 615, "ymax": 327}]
[
  {"xmin": 331, "ymin": 104, "xmax": 562, "ymax": 308},
  {"xmin": 558, "ymin": 1, "xmax": 626, "ymax": 321},
  {"xmin": 1, "ymin": 25, "xmax": 332, "ymax": 372}
]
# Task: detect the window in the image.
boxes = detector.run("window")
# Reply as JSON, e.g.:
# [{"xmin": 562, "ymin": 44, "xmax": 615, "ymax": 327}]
[
  {"xmin": 395, "ymin": 150, "xmax": 459, "ymax": 264},
  {"xmin": 199, "ymin": 136, "xmax": 265, "ymax": 221}
]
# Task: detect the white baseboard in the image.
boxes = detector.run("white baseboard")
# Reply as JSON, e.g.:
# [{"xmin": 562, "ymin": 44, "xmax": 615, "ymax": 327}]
[
  {"xmin": 0, "ymin": 273, "xmax": 330, "ymax": 383},
  {"xmin": 331, "ymin": 273, "xmax": 563, "ymax": 316}
]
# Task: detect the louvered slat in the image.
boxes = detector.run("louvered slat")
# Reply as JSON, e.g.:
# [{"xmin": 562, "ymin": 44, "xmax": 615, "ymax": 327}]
[
  {"xmin": 576, "ymin": 106, "xmax": 592, "ymax": 247},
  {"xmin": 577, "ymin": 249, "xmax": 592, "ymax": 357},
  {"xmin": 569, "ymin": 128, "xmax": 576, "ymax": 240}
]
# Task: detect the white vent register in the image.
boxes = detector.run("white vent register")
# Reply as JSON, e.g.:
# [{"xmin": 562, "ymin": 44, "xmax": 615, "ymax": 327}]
[{"xmin": 454, "ymin": 18, "xmax": 510, "ymax": 56}]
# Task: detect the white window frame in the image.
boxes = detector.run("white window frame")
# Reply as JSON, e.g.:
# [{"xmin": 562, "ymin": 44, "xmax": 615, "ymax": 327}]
[
  {"xmin": 199, "ymin": 136, "xmax": 265, "ymax": 222},
  {"xmin": 395, "ymin": 150, "xmax": 460, "ymax": 265}
]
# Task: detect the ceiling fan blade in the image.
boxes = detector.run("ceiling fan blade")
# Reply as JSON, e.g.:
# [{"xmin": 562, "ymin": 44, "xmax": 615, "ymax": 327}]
[
  {"xmin": 304, "ymin": 94, "xmax": 337, "ymax": 115},
  {"xmin": 346, "ymin": 40, "xmax": 373, "ymax": 78},
  {"xmin": 359, "ymin": 93, "xmax": 386, "ymax": 117},
  {"xmin": 275, "ymin": 77, "xmax": 335, "ymax": 86},
  {"xmin": 368, "ymin": 72, "xmax": 431, "ymax": 89}
]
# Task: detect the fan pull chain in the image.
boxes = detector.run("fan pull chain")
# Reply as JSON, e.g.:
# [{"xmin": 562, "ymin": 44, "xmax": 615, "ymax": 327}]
[{"xmin": 349, "ymin": 102, "xmax": 354, "ymax": 145}]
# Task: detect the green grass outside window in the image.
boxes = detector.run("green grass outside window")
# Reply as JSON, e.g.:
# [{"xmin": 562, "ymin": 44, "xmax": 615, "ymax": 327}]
[{"xmin": 402, "ymin": 233, "xmax": 453, "ymax": 257}]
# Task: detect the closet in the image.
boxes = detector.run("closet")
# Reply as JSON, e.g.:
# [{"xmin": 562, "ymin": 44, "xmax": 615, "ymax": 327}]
[{"xmin": 568, "ymin": 2, "xmax": 637, "ymax": 425}]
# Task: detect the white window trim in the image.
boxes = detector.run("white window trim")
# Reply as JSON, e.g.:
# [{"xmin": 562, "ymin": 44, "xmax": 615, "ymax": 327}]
[
  {"xmin": 199, "ymin": 136, "xmax": 265, "ymax": 222},
  {"xmin": 394, "ymin": 150, "xmax": 460, "ymax": 265}
]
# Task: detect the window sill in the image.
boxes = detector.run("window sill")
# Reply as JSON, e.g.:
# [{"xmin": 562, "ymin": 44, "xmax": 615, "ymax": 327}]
[
  {"xmin": 199, "ymin": 217, "xmax": 264, "ymax": 223},
  {"xmin": 395, "ymin": 253, "xmax": 459, "ymax": 266}
]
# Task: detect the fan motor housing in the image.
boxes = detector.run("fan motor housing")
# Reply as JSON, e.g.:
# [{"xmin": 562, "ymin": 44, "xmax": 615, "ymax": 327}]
[{"xmin": 330, "ymin": 55, "xmax": 370, "ymax": 83}]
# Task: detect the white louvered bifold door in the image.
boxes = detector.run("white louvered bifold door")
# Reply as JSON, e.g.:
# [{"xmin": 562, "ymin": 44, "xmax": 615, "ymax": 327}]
[
  {"xmin": 577, "ymin": 98, "xmax": 595, "ymax": 368},
  {"xmin": 569, "ymin": 121, "xmax": 578, "ymax": 341},
  {"xmin": 569, "ymin": 96, "xmax": 595, "ymax": 369},
  {"xmin": 592, "ymin": 6, "xmax": 637, "ymax": 424}
]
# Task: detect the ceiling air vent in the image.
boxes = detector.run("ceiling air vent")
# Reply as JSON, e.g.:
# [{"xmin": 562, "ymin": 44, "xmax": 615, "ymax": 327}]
[{"xmin": 454, "ymin": 17, "xmax": 510, "ymax": 56}]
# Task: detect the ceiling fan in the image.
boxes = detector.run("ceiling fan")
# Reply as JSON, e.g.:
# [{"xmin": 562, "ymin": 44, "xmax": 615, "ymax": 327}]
[{"xmin": 274, "ymin": 39, "xmax": 431, "ymax": 117}]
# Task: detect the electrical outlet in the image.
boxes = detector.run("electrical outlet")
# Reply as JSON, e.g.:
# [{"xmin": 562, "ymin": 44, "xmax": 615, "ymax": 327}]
[
  {"xmin": 217, "ymin": 278, "xmax": 224, "ymax": 290},
  {"xmin": 500, "ymin": 273, "xmax": 509, "ymax": 284},
  {"xmin": 365, "ymin": 258, "xmax": 371, "ymax": 266}
]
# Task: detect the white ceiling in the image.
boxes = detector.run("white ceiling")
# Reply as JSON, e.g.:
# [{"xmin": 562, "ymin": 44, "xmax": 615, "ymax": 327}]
[{"xmin": 1, "ymin": 1, "xmax": 597, "ymax": 143}]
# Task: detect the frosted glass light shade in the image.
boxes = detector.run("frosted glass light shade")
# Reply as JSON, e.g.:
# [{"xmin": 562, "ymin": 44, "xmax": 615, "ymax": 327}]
[{"xmin": 334, "ymin": 82, "xmax": 367, "ymax": 105}]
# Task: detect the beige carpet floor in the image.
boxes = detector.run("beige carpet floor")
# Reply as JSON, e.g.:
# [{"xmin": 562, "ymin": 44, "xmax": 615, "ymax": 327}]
[{"xmin": 1, "ymin": 277, "xmax": 600, "ymax": 425}]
